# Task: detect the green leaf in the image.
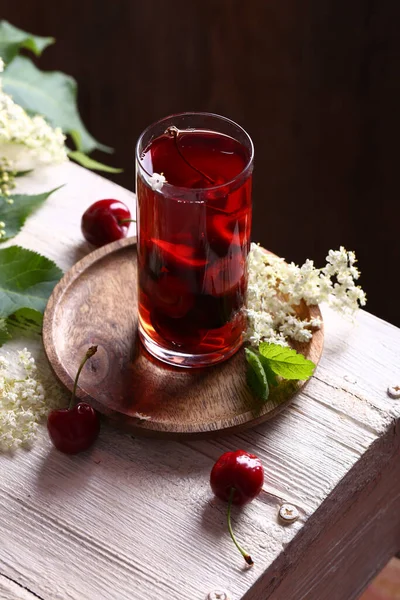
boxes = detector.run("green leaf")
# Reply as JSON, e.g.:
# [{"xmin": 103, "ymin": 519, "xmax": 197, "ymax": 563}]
[
  {"xmin": 15, "ymin": 170, "xmax": 33, "ymax": 178},
  {"xmin": 258, "ymin": 353, "xmax": 279, "ymax": 387},
  {"xmin": 8, "ymin": 307, "xmax": 43, "ymax": 332},
  {"xmin": 3, "ymin": 56, "xmax": 112, "ymax": 154},
  {"xmin": 68, "ymin": 151, "xmax": 123, "ymax": 174},
  {"xmin": 0, "ymin": 246, "xmax": 62, "ymax": 318},
  {"xmin": 245, "ymin": 347, "xmax": 269, "ymax": 401},
  {"xmin": 0, "ymin": 308, "xmax": 43, "ymax": 348},
  {"xmin": 0, "ymin": 21, "xmax": 54, "ymax": 64},
  {"xmin": 0, "ymin": 318, "xmax": 11, "ymax": 346},
  {"xmin": 6, "ymin": 306, "xmax": 43, "ymax": 340},
  {"xmin": 0, "ymin": 187, "xmax": 63, "ymax": 242},
  {"xmin": 259, "ymin": 343, "xmax": 316, "ymax": 380}
]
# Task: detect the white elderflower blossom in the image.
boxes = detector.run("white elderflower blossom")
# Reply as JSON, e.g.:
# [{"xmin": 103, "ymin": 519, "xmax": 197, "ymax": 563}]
[
  {"xmin": 0, "ymin": 348, "xmax": 65, "ymax": 451},
  {"xmin": 0, "ymin": 57, "xmax": 68, "ymax": 171},
  {"xmin": 148, "ymin": 172, "xmax": 166, "ymax": 191},
  {"xmin": 245, "ymin": 243, "xmax": 366, "ymax": 347}
]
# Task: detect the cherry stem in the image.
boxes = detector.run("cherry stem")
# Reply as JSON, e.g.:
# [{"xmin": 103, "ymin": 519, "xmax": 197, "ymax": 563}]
[
  {"xmin": 227, "ymin": 487, "xmax": 254, "ymax": 566},
  {"xmin": 68, "ymin": 346, "xmax": 98, "ymax": 410},
  {"xmin": 166, "ymin": 126, "xmax": 216, "ymax": 184},
  {"xmin": 118, "ymin": 218, "xmax": 136, "ymax": 225}
]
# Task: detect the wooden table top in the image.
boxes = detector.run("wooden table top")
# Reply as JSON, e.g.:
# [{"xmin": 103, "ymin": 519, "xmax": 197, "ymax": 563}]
[{"xmin": 1, "ymin": 163, "xmax": 399, "ymax": 600}]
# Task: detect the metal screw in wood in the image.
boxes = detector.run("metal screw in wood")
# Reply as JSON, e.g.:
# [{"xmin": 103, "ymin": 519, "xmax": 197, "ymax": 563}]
[
  {"xmin": 387, "ymin": 385, "xmax": 400, "ymax": 399},
  {"xmin": 207, "ymin": 591, "xmax": 232, "ymax": 600},
  {"xmin": 279, "ymin": 503, "xmax": 299, "ymax": 524}
]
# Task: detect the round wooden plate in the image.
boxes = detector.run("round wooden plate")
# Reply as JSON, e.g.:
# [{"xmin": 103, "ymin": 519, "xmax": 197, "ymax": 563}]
[{"xmin": 43, "ymin": 237, "xmax": 324, "ymax": 439}]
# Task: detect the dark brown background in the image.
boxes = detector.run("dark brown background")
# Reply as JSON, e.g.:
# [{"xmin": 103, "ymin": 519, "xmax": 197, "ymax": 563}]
[{"xmin": 2, "ymin": 0, "xmax": 400, "ymax": 326}]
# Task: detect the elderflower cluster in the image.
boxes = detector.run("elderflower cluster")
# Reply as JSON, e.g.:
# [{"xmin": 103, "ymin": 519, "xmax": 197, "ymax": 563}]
[
  {"xmin": 245, "ymin": 243, "xmax": 367, "ymax": 347},
  {"xmin": 0, "ymin": 58, "xmax": 68, "ymax": 172},
  {"xmin": 0, "ymin": 348, "xmax": 62, "ymax": 451}
]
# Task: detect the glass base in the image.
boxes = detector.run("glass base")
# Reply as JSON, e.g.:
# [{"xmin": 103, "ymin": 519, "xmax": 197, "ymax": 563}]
[{"xmin": 138, "ymin": 323, "xmax": 243, "ymax": 369}]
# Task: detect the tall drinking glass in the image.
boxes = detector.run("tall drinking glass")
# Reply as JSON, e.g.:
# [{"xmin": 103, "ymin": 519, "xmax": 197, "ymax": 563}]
[{"xmin": 135, "ymin": 112, "xmax": 253, "ymax": 368}]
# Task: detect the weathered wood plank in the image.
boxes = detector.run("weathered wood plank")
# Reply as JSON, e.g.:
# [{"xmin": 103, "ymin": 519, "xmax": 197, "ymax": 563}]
[
  {"xmin": 243, "ymin": 425, "xmax": 400, "ymax": 600},
  {"xmin": 0, "ymin": 574, "xmax": 40, "ymax": 600},
  {"xmin": 0, "ymin": 163, "xmax": 399, "ymax": 599}
]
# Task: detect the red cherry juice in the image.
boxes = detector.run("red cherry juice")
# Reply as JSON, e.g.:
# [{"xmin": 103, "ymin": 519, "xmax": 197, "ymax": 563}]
[{"xmin": 136, "ymin": 127, "xmax": 252, "ymax": 361}]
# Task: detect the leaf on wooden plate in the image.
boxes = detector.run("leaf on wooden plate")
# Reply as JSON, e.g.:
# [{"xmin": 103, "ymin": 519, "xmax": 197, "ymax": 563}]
[
  {"xmin": 258, "ymin": 353, "xmax": 279, "ymax": 387},
  {"xmin": 0, "ymin": 20, "xmax": 54, "ymax": 64},
  {"xmin": 259, "ymin": 342, "xmax": 315, "ymax": 380},
  {"xmin": 0, "ymin": 246, "xmax": 62, "ymax": 318},
  {"xmin": 0, "ymin": 187, "xmax": 63, "ymax": 243},
  {"xmin": 69, "ymin": 151, "xmax": 123, "ymax": 173},
  {"xmin": 3, "ymin": 56, "xmax": 112, "ymax": 154},
  {"xmin": 245, "ymin": 347, "xmax": 269, "ymax": 401}
]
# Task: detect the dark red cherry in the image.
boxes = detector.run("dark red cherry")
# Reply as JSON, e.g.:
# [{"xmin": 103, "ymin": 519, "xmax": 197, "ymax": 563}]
[
  {"xmin": 47, "ymin": 346, "xmax": 100, "ymax": 454},
  {"xmin": 81, "ymin": 199, "xmax": 134, "ymax": 247},
  {"xmin": 47, "ymin": 403, "xmax": 100, "ymax": 454},
  {"xmin": 209, "ymin": 450, "xmax": 265, "ymax": 566}
]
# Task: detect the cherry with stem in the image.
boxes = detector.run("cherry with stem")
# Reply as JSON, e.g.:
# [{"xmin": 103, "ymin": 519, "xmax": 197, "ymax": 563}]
[
  {"xmin": 227, "ymin": 487, "xmax": 254, "ymax": 566},
  {"xmin": 81, "ymin": 199, "xmax": 136, "ymax": 247},
  {"xmin": 47, "ymin": 346, "xmax": 101, "ymax": 454},
  {"xmin": 69, "ymin": 345, "xmax": 97, "ymax": 409},
  {"xmin": 210, "ymin": 450, "xmax": 264, "ymax": 565}
]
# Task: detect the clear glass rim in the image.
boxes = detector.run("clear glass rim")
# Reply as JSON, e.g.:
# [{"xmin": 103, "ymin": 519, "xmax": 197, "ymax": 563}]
[{"xmin": 135, "ymin": 111, "xmax": 254, "ymax": 194}]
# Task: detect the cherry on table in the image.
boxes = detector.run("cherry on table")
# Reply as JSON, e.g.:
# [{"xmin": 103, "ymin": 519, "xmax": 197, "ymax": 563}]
[
  {"xmin": 81, "ymin": 199, "xmax": 135, "ymax": 247},
  {"xmin": 210, "ymin": 450, "xmax": 264, "ymax": 505},
  {"xmin": 210, "ymin": 450, "xmax": 264, "ymax": 565},
  {"xmin": 47, "ymin": 402, "xmax": 100, "ymax": 454},
  {"xmin": 47, "ymin": 346, "xmax": 100, "ymax": 454}
]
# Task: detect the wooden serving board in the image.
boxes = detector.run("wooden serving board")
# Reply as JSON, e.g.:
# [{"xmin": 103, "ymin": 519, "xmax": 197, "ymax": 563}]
[{"xmin": 43, "ymin": 237, "xmax": 324, "ymax": 439}]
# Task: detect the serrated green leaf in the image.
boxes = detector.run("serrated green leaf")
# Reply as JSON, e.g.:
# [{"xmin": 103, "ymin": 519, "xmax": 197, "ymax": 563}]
[
  {"xmin": 0, "ymin": 187, "xmax": 63, "ymax": 243},
  {"xmin": 0, "ymin": 246, "xmax": 62, "ymax": 318},
  {"xmin": 3, "ymin": 56, "xmax": 112, "ymax": 154},
  {"xmin": 259, "ymin": 343, "xmax": 315, "ymax": 380},
  {"xmin": 245, "ymin": 347, "xmax": 269, "ymax": 401},
  {"xmin": 68, "ymin": 151, "xmax": 123, "ymax": 174},
  {"xmin": 0, "ymin": 21, "xmax": 54, "ymax": 64}
]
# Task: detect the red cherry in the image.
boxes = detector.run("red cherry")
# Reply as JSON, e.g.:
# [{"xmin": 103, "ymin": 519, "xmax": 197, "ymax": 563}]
[
  {"xmin": 47, "ymin": 403, "xmax": 100, "ymax": 454},
  {"xmin": 47, "ymin": 346, "xmax": 100, "ymax": 454},
  {"xmin": 210, "ymin": 450, "xmax": 264, "ymax": 505},
  {"xmin": 81, "ymin": 199, "xmax": 134, "ymax": 247},
  {"xmin": 210, "ymin": 450, "xmax": 264, "ymax": 566}
]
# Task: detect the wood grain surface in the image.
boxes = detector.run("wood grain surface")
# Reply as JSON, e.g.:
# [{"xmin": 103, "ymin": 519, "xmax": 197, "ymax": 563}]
[
  {"xmin": 42, "ymin": 237, "xmax": 323, "ymax": 438},
  {"xmin": 0, "ymin": 163, "xmax": 399, "ymax": 600}
]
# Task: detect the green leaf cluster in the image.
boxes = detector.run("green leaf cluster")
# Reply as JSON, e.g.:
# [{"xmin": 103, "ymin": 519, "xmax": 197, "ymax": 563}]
[
  {"xmin": 0, "ymin": 246, "xmax": 62, "ymax": 347},
  {"xmin": 0, "ymin": 21, "xmax": 54, "ymax": 64},
  {"xmin": 0, "ymin": 20, "xmax": 121, "ymax": 172},
  {"xmin": 245, "ymin": 343, "xmax": 316, "ymax": 401},
  {"xmin": 0, "ymin": 187, "xmax": 62, "ymax": 242}
]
